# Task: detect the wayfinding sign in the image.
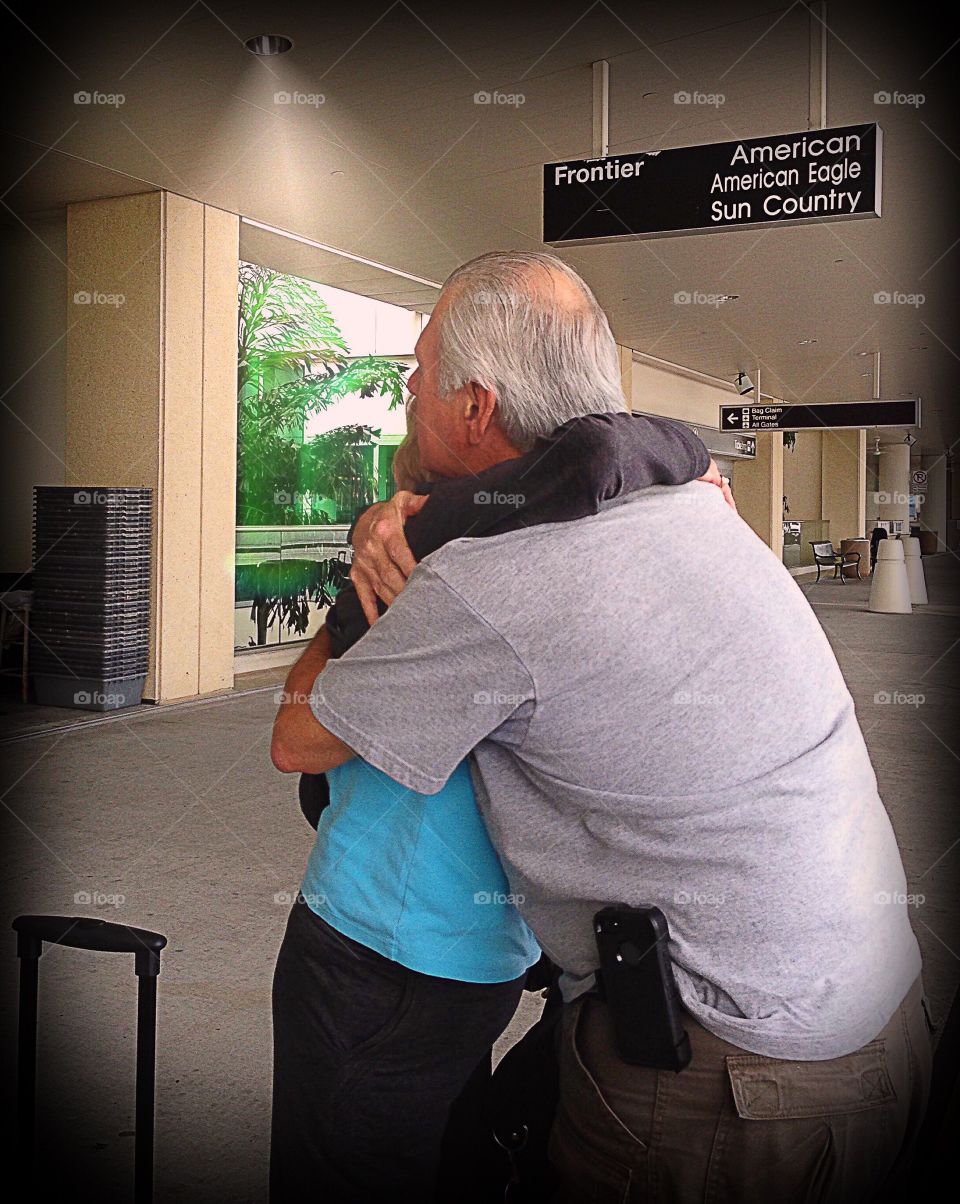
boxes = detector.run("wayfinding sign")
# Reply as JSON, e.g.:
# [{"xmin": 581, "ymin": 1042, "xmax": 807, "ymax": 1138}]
[
  {"xmin": 719, "ymin": 399, "xmax": 919, "ymax": 432},
  {"xmin": 543, "ymin": 123, "xmax": 882, "ymax": 244}
]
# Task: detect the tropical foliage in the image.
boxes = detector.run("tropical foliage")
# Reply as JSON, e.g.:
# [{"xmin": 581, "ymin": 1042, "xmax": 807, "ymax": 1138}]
[
  {"xmin": 237, "ymin": 263, "xmax": 407, "ymax": 526},
  {"xmin": 236, "ymin": 263, "xmax": 408, "ymax": 640}
]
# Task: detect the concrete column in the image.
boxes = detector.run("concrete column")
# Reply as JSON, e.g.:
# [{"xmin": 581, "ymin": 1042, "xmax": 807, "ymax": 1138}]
[
  {"xmin": 877, "ymin": 442, "xmax": 911, "ymax": 529},
  {"xmin": 821, "ymin": 429, "xmax": 867, "ymax": 543},
  {"xmin": 617, "ymin": 344, "xmax": 633, "ymax": 411},
  {"xmin": 732, "ymin": 431, "xmax": 783, "ymax": 558},
  {"xmin": 65, "ymin": 192, "xmax": 239, "ymax": 703},
  {"xmin": 917, "ymin": 454, "xmax": 947, "ymax": 550}
]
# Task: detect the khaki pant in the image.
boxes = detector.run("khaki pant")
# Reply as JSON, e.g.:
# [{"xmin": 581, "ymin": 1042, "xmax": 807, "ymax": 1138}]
[{"xmin": 549, "ymin": 974, "xmax": 934, "ymax": 1203}]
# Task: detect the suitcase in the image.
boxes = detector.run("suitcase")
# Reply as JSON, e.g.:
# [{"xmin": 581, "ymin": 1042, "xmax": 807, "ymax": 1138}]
[{"xmin": 13, "ymin": 914, "xmax": 167, "ymax": 1203}]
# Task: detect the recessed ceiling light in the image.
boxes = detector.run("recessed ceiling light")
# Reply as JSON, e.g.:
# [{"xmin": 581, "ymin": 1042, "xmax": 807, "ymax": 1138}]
[
  {"xmin": 859, "ymin": 372, "xmax": 872, "ymax": 377},
  {"xmin": 857, "ymin": 350, "xmax": 874, "ymax": 356},
  {"xmin": 798, "ymin": 338, "xmax": 818, "ymax": 345},
  {"xmin": 244, "ymin": 34, "xmax": 293, "ymax": 55}
]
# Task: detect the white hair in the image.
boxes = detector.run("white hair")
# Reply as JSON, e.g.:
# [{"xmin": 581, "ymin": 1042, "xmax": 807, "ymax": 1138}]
[{"xmin": 436, "ymin": 250, "xmax": 627, "ymax": 451}]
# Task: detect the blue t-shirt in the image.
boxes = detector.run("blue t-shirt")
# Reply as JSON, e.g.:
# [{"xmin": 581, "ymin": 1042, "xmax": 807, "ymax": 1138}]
[{"xmin": 300, "ymin": 757, "xmax": 541, "ymax": 983}]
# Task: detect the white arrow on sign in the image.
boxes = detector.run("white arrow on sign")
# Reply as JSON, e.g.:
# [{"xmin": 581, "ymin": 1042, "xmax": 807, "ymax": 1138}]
[{"xmin": 725, "ymin": 411, "xmax": 740, "ymax": 426}]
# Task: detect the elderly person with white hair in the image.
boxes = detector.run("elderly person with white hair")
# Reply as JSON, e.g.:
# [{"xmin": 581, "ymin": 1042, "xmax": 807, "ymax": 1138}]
[{"xmin": 271, "ymin": 251, "xmax": 929, "ymax": 1204}]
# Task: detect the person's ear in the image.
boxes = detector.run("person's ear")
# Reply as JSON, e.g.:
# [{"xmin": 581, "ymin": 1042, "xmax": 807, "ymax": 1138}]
[{"xmin": 463, "ymin": 381, "xmax": 498, "ymax": 445}]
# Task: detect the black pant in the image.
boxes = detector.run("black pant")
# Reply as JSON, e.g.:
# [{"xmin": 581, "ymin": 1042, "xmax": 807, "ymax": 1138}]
[{"xmin": 269, "ymin": 896, "xmax": 526, "ymax": 1203}]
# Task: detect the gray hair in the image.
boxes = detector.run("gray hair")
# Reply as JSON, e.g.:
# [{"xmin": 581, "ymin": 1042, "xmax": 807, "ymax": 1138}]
[{"xmin": 436, "ymin": 250, "xmax": 627, "ymax": 450}]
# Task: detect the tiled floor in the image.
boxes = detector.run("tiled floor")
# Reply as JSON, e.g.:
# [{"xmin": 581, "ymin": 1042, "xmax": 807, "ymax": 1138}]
[{"xmin": 1, "ymin": 553, "xmax": 957, "ymax": 1201}]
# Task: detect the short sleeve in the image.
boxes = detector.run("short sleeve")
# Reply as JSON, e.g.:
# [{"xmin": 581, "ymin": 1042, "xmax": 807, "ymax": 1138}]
[{"xmin": 309, "ymin": 563, "xmax": 535, "ymax": 794}]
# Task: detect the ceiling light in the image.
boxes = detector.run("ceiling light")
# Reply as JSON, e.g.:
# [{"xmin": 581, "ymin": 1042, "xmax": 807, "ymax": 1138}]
[
  {"xmin": 244, "ymin": 34, "xmax": 293, "ymax": 55},
  {"xmin": 798, "ymin": 338, "xmax": 818, "ymax": 345}
]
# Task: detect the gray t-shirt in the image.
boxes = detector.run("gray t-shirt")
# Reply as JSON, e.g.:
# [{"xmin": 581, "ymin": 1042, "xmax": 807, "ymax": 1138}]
[{"xmin": 310, "ymin": 482, "xmax": 921, "ymax": 1060}]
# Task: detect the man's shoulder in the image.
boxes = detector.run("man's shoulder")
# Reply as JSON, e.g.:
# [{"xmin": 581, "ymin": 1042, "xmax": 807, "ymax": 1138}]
[{"xmin": 417, "ymin": 484, "xmax": 710, "ymax": 600}]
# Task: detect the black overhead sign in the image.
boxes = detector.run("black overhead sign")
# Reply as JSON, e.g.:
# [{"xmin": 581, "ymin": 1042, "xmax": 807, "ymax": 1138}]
[
  {"xmin": 720, "ymin": 399, "xmax": 919, "ymax": 432},
  {"xmin": 543, "ymin": 123, "xmax": 882, "ymax": 244}
]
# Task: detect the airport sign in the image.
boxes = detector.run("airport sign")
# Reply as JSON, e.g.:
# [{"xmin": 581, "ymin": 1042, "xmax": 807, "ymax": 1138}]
[
  {"xmin": 543, "ymin": 123, "xmax": 882, "ymax": 244},
  {"xmin": 719, "ymin": 399, "xmax": 919, "ymax": 432}
]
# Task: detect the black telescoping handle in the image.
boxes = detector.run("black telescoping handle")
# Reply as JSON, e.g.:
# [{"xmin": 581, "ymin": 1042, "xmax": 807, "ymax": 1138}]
[
  {"xmin": 13, "ymin": 914, "xmax": 166, "ymax": 959},
  {"xmin": 13, "ymin": 914, "xmax": 167, "ymax": 1204}
]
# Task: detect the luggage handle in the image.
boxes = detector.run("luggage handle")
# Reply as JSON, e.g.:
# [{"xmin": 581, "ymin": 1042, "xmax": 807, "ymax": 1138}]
[
  {"xmin": 13, "ymin": 914, "xmax": 166, "ymax": 971},
  {"xmin": 13, "ymin": 914, "xmax": 167, "ymax": 1204}
]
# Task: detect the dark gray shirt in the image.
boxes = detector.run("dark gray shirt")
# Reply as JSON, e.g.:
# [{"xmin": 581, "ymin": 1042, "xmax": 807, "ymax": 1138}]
[{"xmin": 310, "ymin": 482, "xmax": 922, "ymax": 1059}]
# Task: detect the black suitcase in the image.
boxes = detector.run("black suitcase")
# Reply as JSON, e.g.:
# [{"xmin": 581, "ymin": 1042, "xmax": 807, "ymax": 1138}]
[{"xmin": 13, "ymin": 914, "xmax": 167, "ymax": 1203}]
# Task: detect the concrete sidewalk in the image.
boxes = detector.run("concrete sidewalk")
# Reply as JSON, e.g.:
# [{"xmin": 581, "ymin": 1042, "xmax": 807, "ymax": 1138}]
[{"xmin": 1, "ymin": 554, "xmax": 957, "ymax": 1202}]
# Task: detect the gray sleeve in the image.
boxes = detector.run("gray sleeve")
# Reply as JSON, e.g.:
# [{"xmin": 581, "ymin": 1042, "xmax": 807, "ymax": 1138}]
[{"xmin": 308, "ymin": 563, "xmax": 536, "ymax": 794}]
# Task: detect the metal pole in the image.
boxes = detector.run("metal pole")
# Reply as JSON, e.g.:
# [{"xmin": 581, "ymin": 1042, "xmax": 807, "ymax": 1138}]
[
  {"xmin": 134, "ymin": 953, "xmax": 160, "ymax": 1204},
  {"xmin": 16, "ymin": 936, "xmax": 41, "ymax": 1165},
  {"xmin": 592, "ymin": 60, "xmax": 609, "ymax": 158}
]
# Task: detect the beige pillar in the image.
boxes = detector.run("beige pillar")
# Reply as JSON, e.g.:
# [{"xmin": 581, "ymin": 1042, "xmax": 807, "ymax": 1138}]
[
  {"xmin": 821, "ymin": 429, "xmax": 866, "ymax": 543},
  {"xmin": 732, "ymin": 431, "xmax": 783, "ymax": 557},
  {"xmin": 918, "ymin": 455, "xmax": 947, "ymax": 551},
  {"xmin": 65, "ymin": 192, "xmax": 238, "ymax": 703},
  {"xmin": 617, "ymin": 344, "xmax": 633, "ymax": 410},
  {"xmin": 877, "ymin": 442, "xmax": 911, "ymax": 528}
]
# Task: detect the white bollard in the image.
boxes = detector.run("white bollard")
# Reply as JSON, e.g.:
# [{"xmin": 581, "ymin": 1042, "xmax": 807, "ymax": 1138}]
[
  {"xmin": 869, "ymin": 540, "xmax": 913, "ymax": 614},
  {"xmin": 901, "ymin": 536, "xmax": 928, "ymax": 605}
]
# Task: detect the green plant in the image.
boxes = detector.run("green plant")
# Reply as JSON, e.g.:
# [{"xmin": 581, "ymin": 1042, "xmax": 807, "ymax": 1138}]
[
  {"xmin": 237, "ymin": 263, "xmax": 407, "ymax": 526},
  {"xmin": 236, "ymin": 263, "xmax": 408, "ymax": 641}
]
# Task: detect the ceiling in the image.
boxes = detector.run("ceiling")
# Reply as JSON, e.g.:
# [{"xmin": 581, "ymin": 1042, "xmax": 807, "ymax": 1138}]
[{"xmin": 2, "ymin": 0, "xmax": 958, "ymax": 452}]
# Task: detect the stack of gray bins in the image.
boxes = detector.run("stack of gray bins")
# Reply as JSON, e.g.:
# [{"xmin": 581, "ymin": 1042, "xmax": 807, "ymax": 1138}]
[{"xmin": 31, "ymin": 486, "xmax": 152, "ymax": 711}]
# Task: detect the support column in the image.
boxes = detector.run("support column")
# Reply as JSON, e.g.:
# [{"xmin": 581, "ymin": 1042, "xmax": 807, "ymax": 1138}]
[
  {"xmin": 65, "ymin": 192, "xmax": 238, "ymax": 702},
  {"xmin": 821, "ymin": 429, "xmax": 866, "ymax": 543},
  {"xmin": 732, "ymin": 431, "xmax": 783, "ymax": 558},
  {"xmin": 918, "ymin": 454, "xmax": 947, "ymax": 551},
  {"xmin": 877, "ymin": 442, "xmax": 911, "ymax": 531},
  {"xmin": 617, "ymin": 344, "xmax": 633, "ymax": 411}
]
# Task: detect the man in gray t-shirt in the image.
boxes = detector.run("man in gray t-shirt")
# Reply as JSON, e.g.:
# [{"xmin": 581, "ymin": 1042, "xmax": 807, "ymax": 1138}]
[
  {"xmin": 272, "ymin": 249, "xmax": 931, "ymax": 1201},
  {"xmin": 308, "ymin": 481, "xmax": 921, "ymax": 1062}
]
